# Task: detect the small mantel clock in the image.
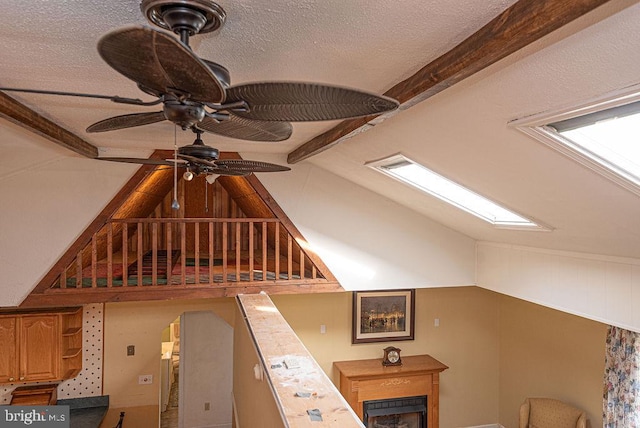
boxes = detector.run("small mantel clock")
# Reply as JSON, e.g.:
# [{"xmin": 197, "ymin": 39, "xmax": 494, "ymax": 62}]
[{"xmin": 382, "ymin": 346, "xmax": 402, "ymax": 366}]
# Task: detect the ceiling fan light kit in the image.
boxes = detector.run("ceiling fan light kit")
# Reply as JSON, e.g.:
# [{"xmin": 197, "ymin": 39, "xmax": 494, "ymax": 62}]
[{"xmin": 0, "ymin": 0, "xmax": 399, "ymax": 177}]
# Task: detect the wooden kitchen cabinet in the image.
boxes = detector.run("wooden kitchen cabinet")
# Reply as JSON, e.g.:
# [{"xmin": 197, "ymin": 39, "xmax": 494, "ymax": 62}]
[
  {"xmin": 0, "ymin": 317, "xmax": 19, "ymax": 382},
  {"xmin": 0, "ymin": 307, "xmax": 82, "ymax": 384}
]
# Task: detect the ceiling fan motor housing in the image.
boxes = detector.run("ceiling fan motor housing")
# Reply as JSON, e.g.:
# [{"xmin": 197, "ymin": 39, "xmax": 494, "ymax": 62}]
[
  {"xmin": 163, "ymin": 100, "xmax": 205, "ymax": 129},
  {"xmin": 179, "ymin": 143, "xmax": 220, "ymax": 160}
]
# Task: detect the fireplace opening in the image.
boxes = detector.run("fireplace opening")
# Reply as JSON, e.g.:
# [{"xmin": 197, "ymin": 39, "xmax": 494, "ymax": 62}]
[{"xmin": 363, "ymin": 395, "xmax": 427, "ymax": 428}]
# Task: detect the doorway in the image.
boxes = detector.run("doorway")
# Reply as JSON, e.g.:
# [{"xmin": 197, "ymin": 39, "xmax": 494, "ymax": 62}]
[
  {"xmin": 160, "ymin": 311, "xmax": 233, "ymax": 428},
  {"xmin": 160, "ymin": 317, "xmax": 180, "ymax": 428}
]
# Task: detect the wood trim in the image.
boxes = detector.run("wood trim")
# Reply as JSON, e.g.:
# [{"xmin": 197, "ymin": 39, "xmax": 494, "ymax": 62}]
[
  {"xmin": 287, "ymin": 0, "xmax": 612, "ymax": 163},
  {"xmin": 0, "ymin": 91, "xmax": 98, "ymax": 158},
  {"xmin": 20, "ymin": 280, "xmax": 343, "ymax": 307},
  {"xmin": 20, "ymin": 156, "xmax": 163, "ymax": 307}
]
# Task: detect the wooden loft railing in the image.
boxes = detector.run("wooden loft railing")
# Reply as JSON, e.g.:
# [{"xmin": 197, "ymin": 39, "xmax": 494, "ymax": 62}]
[
  {"xmin": 54, "ymin": 218, "xmax": 327, "ymax": 290},
  {"xmin": 21, "ymin": 162, "xmax": 342, "ymax": 307}
]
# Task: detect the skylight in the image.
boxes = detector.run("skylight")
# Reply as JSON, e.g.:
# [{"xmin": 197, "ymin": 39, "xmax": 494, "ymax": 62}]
[
  {"xmin": 367, "ymin": 155, "xmax": 544, "ymax": 229},
  {"xmin": 513, "ymin": 88, "xmax": 640, "ymax": 197},
  {"xmin": 547, "ymin": 100, "xmax": 640, "ymax": 185}
]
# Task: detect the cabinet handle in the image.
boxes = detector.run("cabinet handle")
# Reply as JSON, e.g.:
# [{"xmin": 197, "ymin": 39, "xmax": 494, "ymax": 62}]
[
  {"xmin": 19, "ymin": 376, "xmax": 25, "ymax": 381},
  {"xmin": 9, "ymin": 377, "xmax": 14, "ymax": 382}
]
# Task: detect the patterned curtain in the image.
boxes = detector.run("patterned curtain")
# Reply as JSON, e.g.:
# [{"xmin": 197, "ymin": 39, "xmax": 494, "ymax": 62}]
[{"xmin": 604, "ymin": 325, "xmax": 640, "ymax": 427}]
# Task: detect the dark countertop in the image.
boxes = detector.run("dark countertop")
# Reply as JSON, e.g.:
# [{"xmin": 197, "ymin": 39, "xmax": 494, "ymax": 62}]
[{"xmin": 57, "ymin": 396, "xmax": 109, "ymax": 428}]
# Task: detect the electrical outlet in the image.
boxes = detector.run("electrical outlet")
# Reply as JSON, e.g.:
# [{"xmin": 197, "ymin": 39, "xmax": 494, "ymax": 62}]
[
  {"xmin": 127, "ymin": 345, "xmax": 135, "ymax": 356},
  {"xmin": 204, "ymin": 402, "xmax": 210, "ymax": 411},
  {"xmin": 138, "ymin": 375, "xmax": 153, "ymax": 384}
]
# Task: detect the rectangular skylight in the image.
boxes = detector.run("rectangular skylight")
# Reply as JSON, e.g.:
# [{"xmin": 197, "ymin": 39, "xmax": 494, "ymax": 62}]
[
  {"xmin": 367, "ymin": 154, "xmax": 544, "ymax": 229},
  {"xmin": 547, "ymin": 100, "xmax": 640, "ymax": 184},
  {"xmin": 512, "ymin": 87, "xmax": 640, "ymax": 197}
]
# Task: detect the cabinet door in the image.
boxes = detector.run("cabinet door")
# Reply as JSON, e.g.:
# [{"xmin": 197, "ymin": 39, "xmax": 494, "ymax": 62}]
[
  {"xmin": 0, "ymin": 317, "xmax": 19, "ymax": 382},
  {"xmin": 20, "ymin": 315, "xmax": 60, "ymax": 382}
]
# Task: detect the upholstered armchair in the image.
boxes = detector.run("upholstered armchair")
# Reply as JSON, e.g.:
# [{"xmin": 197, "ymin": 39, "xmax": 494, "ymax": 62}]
[{"xmin": 519, "ymin": 398, "xmax": 587, "ymax": 428}]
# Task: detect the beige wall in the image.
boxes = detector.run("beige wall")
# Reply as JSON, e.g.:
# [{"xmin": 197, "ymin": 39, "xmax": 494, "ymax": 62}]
[
  {"xmin": 99, "ymin": 287, "xmax": 606, "ymax": 428},
  {"xmin": 272, "ymin": 287, "xmax": 502, "ymax": 428},
  {"xmin": 498, "ymin": 294, "xmax": 607, "ymax": 428},
  {"xmin": 103, "ymin": 298, "xmax": 235, "ymax": 409}
]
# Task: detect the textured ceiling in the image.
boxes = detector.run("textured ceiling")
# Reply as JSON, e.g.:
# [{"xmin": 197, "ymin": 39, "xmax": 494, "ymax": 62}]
[
  {"xmin": 1, "ymin": 0, "xmax": 640, "ymax": 259},
  {"xmin": 0, "ymin": 0, "xmax": 515, "ymax": 153}
]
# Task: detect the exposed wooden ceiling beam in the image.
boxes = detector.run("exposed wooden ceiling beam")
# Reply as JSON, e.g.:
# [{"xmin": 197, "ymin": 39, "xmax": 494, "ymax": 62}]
[
  {"xmin": 287, "ymin": 0, "xmax": 612, "ymax": 164},
  {"xmin": 0, "ymin": 91, "xmax": 98, "ymax": 158}
]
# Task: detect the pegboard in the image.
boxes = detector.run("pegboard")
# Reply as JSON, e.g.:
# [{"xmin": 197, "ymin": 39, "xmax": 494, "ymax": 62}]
[{"xmin": 0, "ymin": 304, "xmax": 104, "ymax": 404}]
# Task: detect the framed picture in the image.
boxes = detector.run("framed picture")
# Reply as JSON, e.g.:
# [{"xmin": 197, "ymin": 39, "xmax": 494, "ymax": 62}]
[{"xmin": 352, "ymin": 289, "xmax": 415, "ymax": 344}]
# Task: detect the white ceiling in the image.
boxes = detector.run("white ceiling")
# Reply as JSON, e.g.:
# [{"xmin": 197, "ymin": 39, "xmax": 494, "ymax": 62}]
[{"xmin": 1, "ymin": 0, "xmax": 640, "ymax": 258}]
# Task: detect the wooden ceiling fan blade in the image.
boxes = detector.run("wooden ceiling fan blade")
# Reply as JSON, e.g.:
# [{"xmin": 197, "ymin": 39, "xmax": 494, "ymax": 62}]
[
  {"xmin": 225, "ymin": 82, "xmax": 399, "ymax": 122},
  {"xmin": 97, "ymin": 157, "xmax": 178, "ymax": 166},
  {"xmin": 98, "ymin": 26, "xmax": 224, "ymax": 103},
  {"xmin": 213, "ymin": 159, "xmax": 291, "ymax": 174},
  {"xmin": 86, "ymin": 111, "xmax": 166, "ymax": 133},
  {"xmin": 197, "ymin": 115, "xmax": 292, "ymax": 141}
]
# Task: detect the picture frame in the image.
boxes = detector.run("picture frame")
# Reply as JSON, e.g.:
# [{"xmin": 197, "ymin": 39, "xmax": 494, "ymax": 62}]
[{"xmin": 352, "ymin": 289, "xmax": 415, "ymax": 344}]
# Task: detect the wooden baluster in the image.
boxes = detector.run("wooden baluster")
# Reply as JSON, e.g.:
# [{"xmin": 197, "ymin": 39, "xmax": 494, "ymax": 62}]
[
  {"xmin": 222, "ymin": 221, "xmax": 228, "ymax": 283},
  {"xmin": 152, "ymin": 222, "xmax": 158, "ymax": 286},
  {"xmin": 262, "ymin": 222, "xmax": 267, "ymax": 282},
  {"xmin": 122, "ymin": 223, "xmax": 128, "ymax": 287},
  {"xmin": 166, "ymin": 222, "xmax": 172, "ymax": 286},
  {"xmin": 287, "ymin": 234, "xmax": 292, "ymax": 280},
  {"xmin": 137, "ymin": 222, "xmax": 143, "ymax": 287},
  {"xmin": 91, "ymin": 235, "xmax": 97, "ymax": 288},
  {"xmin": 194, "ymin": 222, "xmax": 200, "ymax": 284},
  {"xmin": 76, "ymin": 251, "xmax": 82, "ymax": 288},
  {"xmin": 249, "ymin": 221, "xmax": 254, "ymax": 282},
  {"xmin": 107, "ymin": 223, "xmax": 113, "ymax": 287},
  {"xmin": 209, "ymin": 222, "xmax": 214, "ymax": 285},
  {"xmin": 312, "ymin": 264, "xmax": 317, "ymax": 279},
  {"xmin": 236, "ymin": 222, "xmax": 241, "ymax": 282},
  {"xmin": 275, "ymin": 222, "xmax": 280, "ymax": 280},
  {"xmin": 299, "ymin": 248, "xmax": 305, "ymax": 279},
  {"xmin": 181, "ymin": 222, "xmax": 186, "ymax": 286},
  {"xmin": 60, "ymin": 265, "xmax": 67, "ymax": 289}
]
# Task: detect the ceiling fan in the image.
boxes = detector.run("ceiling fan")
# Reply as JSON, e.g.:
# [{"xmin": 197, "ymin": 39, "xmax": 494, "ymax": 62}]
[
  {"xmin": 101, "ymin": 128, "xmax": 290, "ymax": 179},
  {"xmin": 0, "ymin": 0, "xmax": 399, "ymax": 147}
]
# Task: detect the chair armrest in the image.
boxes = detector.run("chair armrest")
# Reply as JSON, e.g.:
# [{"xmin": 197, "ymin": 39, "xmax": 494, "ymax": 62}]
[{"xmin": 519, "ymin": 400, "xmax": 530, "ymax": 428}]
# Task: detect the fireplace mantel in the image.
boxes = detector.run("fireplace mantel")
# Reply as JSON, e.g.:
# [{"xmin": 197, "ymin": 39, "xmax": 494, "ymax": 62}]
[{"xmin": 334, "ymin": 354, "xmax": 448, "ymax": 428}]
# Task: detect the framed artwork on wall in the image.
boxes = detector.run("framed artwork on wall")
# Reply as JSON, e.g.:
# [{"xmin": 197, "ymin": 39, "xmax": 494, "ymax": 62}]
[{"xmin": 352, "ymin": 289, "xmax": 415, "ymax": 344}]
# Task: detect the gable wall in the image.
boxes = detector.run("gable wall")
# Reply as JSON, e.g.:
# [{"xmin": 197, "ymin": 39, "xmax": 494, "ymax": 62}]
[{"xmin": 255, "ymin": 158, "xmax": 477, "ymax": 290}]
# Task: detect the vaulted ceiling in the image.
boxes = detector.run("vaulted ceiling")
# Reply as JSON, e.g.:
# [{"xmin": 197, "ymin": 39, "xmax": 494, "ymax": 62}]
[{"xmin": 1, "ymin": 0, "xmax": 639, "ymax": 267}]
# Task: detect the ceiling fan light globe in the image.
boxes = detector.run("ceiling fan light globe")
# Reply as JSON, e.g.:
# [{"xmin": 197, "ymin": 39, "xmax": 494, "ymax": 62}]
[
  {"xmin": 205, "ymin": 174, "xmax": 219, "ymax": 184},
  {"xmin": 183, "ymin": 170, "xmax": 195, "ymax": 181}
]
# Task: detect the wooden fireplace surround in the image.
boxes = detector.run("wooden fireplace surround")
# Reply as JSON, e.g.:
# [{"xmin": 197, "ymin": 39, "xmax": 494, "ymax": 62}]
[{"xmin": 334, "ymin": 354, "xmax": 448, "ymax": 428}]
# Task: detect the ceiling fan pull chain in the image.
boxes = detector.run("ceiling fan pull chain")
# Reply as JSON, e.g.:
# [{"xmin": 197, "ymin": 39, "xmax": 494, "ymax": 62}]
[
  {"xmin": 204, "ymin": 179, "xmax": 209, "ymax": 213},
  {"xmin": 171, "ymin": 124, "xmax": 180, "ymax": 211}
]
